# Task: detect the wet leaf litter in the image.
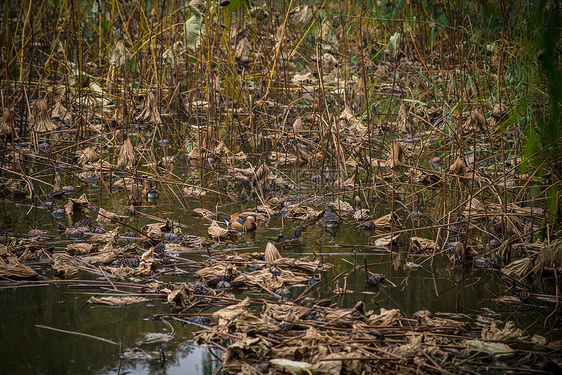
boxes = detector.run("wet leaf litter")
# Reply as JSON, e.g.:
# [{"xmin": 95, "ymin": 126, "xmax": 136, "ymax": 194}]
[{"xmin": 1, "ymin": 0, "xmax": 562, "ymax": 374}]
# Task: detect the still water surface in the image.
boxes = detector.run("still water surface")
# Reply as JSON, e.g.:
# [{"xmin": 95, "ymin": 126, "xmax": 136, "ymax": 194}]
[{"xmin": 0, "ymin": 173, "xmax": 549, "ymax": 374}]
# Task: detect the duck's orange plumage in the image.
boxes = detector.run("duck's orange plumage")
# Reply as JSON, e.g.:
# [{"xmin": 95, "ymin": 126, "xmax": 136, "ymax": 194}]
[
  {"xmin": 142, "ymin": 180, "xmax": 159, "ymax": 198},
  {"xmin": 265, "ymin": 192, "xmax": 289, "ymax": 206},
  {"xmin": 229, "ymin": 213, "xmax": 257, "ymax": 232}
]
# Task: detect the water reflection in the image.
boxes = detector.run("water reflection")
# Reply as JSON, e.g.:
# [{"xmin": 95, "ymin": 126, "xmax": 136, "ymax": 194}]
[
  {"xmin": 0, "ymin": 175, "xmax": 558, "ymax": 373},
  {"xmin": 0, "ymin": 284, "xmax": 220, "ymax": 375}
]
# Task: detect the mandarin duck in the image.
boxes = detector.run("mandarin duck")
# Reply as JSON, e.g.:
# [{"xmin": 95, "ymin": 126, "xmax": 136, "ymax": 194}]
[
  {"xmin": 265, "ymin": 192, "xmax": 289, "ymax": 206},
  {"xmin": 228, "ymin": 213, "xmax": 257, "ymax": 232},
  {"xmin": 142, "ymin": 180, "xmax": 159, "ymax": 199}
]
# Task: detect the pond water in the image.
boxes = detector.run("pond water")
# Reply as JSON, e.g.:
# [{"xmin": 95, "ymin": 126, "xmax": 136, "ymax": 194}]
[{"xmin": 0, "ymin": 161, "xmax": 555, "ymax": 374}]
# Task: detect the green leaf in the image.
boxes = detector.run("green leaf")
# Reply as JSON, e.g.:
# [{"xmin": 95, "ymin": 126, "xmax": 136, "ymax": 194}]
[
  {"xmin": 495, "ymin": 93, "xmax": 535, "ymax": 135},
  {"xmin": 521, "ymin": 130, "xmax": 538, "ymax": 174},
  {"xmin": 388, "ymin": 32, "xmax": 400, "ymax": 53},
  {"xmin": 226, "ymin": 0, "xmax": 240, "ymax": 12},
  {"xmin": 548, "ymin": 185, "xmax": 560, "ymax": 223},
  {"xmin": 184, "ymin": 14, "xmax": 202, "ymax": 50}
]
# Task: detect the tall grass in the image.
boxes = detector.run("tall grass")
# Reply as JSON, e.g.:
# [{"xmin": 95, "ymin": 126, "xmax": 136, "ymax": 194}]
[{"xmin": 0, "ymin": 0, "xmax": 560, "ymax": 236}]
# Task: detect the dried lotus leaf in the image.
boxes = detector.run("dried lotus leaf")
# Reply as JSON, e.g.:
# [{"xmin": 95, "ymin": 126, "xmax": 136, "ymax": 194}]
[
  {"xmin": 64, "ymin": 194, "xmax": 90, "ymax": 215},
  {"xmin": 79, "ymin": 147, "xmax": 100, "ymax": 165},
  {"xmin": 66, "ymin": 243, "xmax": 92, "ymax": 255},
  {"xmin": 97, "ymin": 207, "xmax": 120, "ymax": 224},
  {"xmin": 193, "ymin": 207, "xmax": 214, "ymax": 218},
  {"xmin": 373, "ymin": 212, "xmax": 401, "ymax": 231},
  {"xmin": 117, "ymin": 138, "xmax": 136, "ymax": 169},
  {"xmin": 264, "ymin": 242, "xmax": 281, "ymax": 266},
  {"xmin": 0, "ymin": 108, "xmax": 15, "ymax": 137},
  {"xmin": 30, "ymin": 98, "xmax": 57, "ymax": 133},
  {"xmin": 167, "ymin": 284, "xmax": 194, "ymax": 310},
  {"xmin": 196, "ymin": 263, "xmax": 238, "ymax": 280},
  {"xmin": 410, "ymin": 237, "xmax": 436, "ymax": 253},
  {"xmin": 0, "ymin": 245, "xmax": 38, "ymax": 278},
  {"xmin": 501, "ymin": 257, "xmax": 533, "ymax": 279},
  {"xmin": 208, "ymin": 220, "xmax": 229, "ymax": 238},
  {"xmin": 328, "ymin": 199, "xmax": 353, "ymax": 214},
  {"xmin": 386, "ymin": 140, "xmax": 406, "ymax": 169},
  {"xmin": 352, "ymin": 209, "xmax": 370, "ymax": 221},
  {"xmin": 480, "ymin": 320, "xmax": 526, "ymax": 341},
  {"xmin": 463, "ymin": 110, "xmax": 488, "ymax": 134},
  {"xmin": 396, "ymin": 103, "xmax": 410, "ymax": 133},
  {"xmin": 212, "ymin": 297, "xmax": 252, "ymax": 326},
  {"xmin": 465, "ymin": 340, "xmax": 515, "ymax": 357},
  {"xmin": 450, "ymin": 156, "xmax": 466, "ymax": 176},
  {"xmin": 89, "ymin": 296, "xmax": 146, "ymax": 306},
  {"xmin": 136, "ymin": 92, "xmax": 162, "ymax": 125}
]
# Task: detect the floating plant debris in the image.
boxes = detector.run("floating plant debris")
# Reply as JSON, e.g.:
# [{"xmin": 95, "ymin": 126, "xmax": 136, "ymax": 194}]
[{"xmin": 1, "ymin": 0, "xmax": 561, "ymax": 374}]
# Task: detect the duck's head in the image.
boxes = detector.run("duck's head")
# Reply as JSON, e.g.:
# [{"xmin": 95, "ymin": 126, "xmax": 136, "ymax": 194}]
[{"xmin": 243, "ymin": 215, "xmax": 257, "ymax": 231}]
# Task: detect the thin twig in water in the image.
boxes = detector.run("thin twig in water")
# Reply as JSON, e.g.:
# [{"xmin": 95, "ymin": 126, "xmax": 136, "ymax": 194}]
[{"xmin": 35, "ymin": 324, "xmax": 118, "ymax": 345}]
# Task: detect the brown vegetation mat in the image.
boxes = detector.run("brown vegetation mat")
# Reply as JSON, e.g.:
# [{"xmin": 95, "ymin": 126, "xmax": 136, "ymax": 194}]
[
  {"xmin": 1, "ymin": 229, "xmax": 561, "ymax": 373},
  {"xmin": 163, "ymin": 297, "xmax": 558, "ymax": 375},
  {"xmin": 2, "ymin": 0, "xmax": 562, "ymax": 373}
]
